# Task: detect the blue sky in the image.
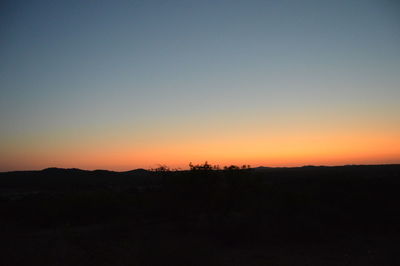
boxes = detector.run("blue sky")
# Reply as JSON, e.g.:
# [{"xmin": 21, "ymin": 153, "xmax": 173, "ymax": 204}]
[{"xmin": 1, "ymin": 0, "xmax": 399, "ymax": 170}]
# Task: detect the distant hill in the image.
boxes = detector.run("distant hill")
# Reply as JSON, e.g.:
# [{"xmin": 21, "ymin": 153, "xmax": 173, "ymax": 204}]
[
  {"xmin": 1, "ymin": 164, "xmax": 399, "ymax": 191},
  {"xmin": 0, "ymin": 167, "xmax": 159, "ymax": 191}
]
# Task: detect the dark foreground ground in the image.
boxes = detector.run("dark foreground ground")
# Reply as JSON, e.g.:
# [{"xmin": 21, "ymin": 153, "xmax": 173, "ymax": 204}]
[{"xmin": 1, "ymin": 164, "xmax": 400, "ymax": 265}]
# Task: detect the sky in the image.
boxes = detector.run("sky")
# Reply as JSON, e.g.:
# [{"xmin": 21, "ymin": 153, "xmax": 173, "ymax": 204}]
[{"xmin": 1, "ymin": 0, "xmax": 399, "ymax": 171}]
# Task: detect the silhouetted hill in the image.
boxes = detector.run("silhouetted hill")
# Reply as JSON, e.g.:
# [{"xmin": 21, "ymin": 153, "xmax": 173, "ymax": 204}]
[
  {"xmin": 1, "ymin": 164, "xmax": 399, "ymax": 190},
  {"xmin": 122, "ymin": 168, "xmax": 149, "ymax": 174},
  {"xmin": 0, "ymin": 167, "xmax": 158, "ymax": 191},
  {"xmin": 1, "ymin": 164, "xmax": 400, "ymax": 266}
]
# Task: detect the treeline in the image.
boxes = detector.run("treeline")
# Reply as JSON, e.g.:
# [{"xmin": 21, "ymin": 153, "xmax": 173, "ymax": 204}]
[{"xmin": 150, "ymin": 161, "xmax": 251, "ymax": 172}]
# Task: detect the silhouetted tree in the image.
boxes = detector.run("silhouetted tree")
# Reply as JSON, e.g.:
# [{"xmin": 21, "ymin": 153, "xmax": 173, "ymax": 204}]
[
  {"xmin": 224, "ymin": 165, "xmax": 240, "ymax": 171},
  {"xmin": 189, "ymin": 161, "xmax": 215, "ymax": 171},
  {"xmin": 151, "ymin": 165, "xmax": 170, "ymax": 172}
]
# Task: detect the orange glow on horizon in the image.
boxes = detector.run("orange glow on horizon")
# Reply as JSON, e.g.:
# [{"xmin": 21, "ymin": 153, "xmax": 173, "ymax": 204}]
[{"xmin": 1, "ymin": 126, "xmax": 399, "ymax": 171}]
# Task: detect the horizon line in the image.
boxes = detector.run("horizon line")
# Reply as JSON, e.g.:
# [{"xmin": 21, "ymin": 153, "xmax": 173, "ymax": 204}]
[{"xmin": 2, "ymin": 163, "xmax": 400, "ymax": 174}]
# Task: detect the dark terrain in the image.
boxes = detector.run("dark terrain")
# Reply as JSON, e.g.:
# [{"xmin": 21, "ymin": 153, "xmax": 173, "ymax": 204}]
[{"xmin": 1, "ymin": 164, "xmax": 400, "ymax": 265}]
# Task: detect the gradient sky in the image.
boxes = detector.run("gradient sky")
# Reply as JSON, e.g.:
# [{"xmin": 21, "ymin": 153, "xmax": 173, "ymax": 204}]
[{"xmin": 1, "ymin": 0, "xmax": 400, "ymax": 171}]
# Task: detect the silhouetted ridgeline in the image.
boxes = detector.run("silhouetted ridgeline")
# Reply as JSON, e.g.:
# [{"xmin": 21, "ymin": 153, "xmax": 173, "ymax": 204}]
[
  {"xmin": 0, "ymin": 167, "xmax": 159, "ymax": 190},
  {"xmin": 1, "ymin": 164, "xmax": 400, "ymax": 227},
  {"xmin": 1, "ymin": 164, "xmax": 399, "ymax": 189},
  {"xmin": 1, "ymin": 164, "xmax": 400, "ymax": 266}
]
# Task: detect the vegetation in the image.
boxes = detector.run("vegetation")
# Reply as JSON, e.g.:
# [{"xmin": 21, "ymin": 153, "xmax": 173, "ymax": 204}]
[{"xmin": 1, "ymin": 164, "xmax": 400, "ymax": 265}]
